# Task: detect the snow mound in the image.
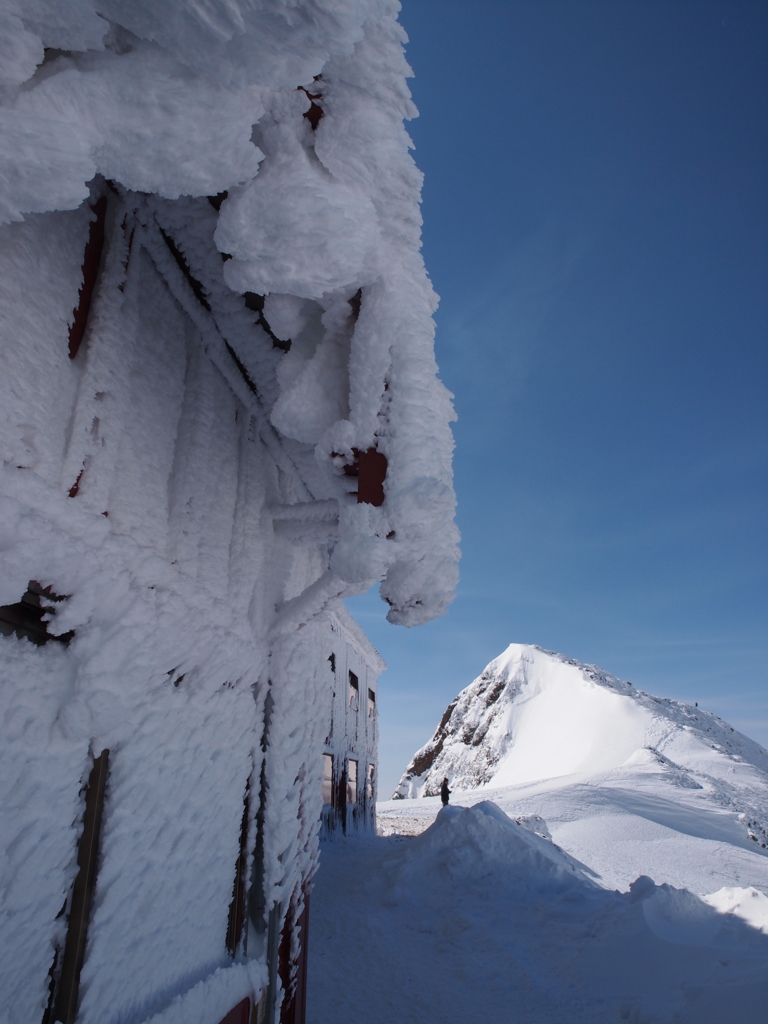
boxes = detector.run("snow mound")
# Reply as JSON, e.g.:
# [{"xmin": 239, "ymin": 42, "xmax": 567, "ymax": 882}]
[
  {"xmin": 636, "ymin": 877, "xmax": 767, "ymax": 949},
  {"xmin": 407, "ymin": 801, "xmax": 591, "ymax": 892},
  {"xmin": 394, "ymin": 643, "xmax": 768, "ymax": 797}
]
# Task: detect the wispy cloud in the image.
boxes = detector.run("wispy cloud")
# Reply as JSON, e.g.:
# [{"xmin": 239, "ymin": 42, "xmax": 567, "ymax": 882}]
[{"xmin": 437, "ymin": 218, "xmax": 596, "ymax": 409}]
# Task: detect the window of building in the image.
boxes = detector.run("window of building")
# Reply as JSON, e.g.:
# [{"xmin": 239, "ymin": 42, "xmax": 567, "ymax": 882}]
[
  {"xmin": 346, "ymin": 759, "xmax": 357, "ymax": 805},
  {"xmin": 368, "ymin": 687, "xmax": 376, "ymax": 718},
  {"xmin": 348, "ymin": 671, "xmax": 359, "ymax": 711},
  {"xmin": 366, "ymin": 763, "xmax": 375, "ymax": 802},
  {"xmin": 322, "ymin": 754, "xmax": 333, "ymax": 806}
]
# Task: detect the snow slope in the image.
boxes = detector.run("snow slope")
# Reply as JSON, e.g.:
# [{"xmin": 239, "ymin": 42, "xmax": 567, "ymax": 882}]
[
  {"xmin": 394, "ymin": 646, "xmax": 768, "ymax": 836},
  {"xmin": 308, "ymin": 802, "xmax": 768, "ymax": 1024},
  {"xmin": 307, "ymin": 647, "xmax": 768, "ymax": 1022},
  {"xmin": 387, "ymin": 644, "xmax": 768, "ymax": 892}
]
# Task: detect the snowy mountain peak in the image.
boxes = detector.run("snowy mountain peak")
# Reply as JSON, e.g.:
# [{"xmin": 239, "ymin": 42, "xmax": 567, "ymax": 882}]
[{"xmin": 393, "ymin": 643, "xmax": 768, "ymax": 798}]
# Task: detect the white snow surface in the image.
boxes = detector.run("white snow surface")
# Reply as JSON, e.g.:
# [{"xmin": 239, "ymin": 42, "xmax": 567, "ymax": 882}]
[
  {"xmin": 703, "ymin": 886, "xmax": 768, "ymax": 934},
  {"xmin": 307, "ymin": 646, "xmax": 768, "ymax": 1022},
  {"xmin": 309, "ymin": 802, "xmax": 768, "ymax": 1023}
]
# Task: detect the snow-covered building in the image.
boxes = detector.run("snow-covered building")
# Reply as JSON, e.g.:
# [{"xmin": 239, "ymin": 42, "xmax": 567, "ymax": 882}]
[
  {"xmin": 0, "ymin": 4, "xmax": 458, "ymax": 1024},
  {"xmin": 321, "ymin": 609, "xmax": 385, "ymax": 838}
]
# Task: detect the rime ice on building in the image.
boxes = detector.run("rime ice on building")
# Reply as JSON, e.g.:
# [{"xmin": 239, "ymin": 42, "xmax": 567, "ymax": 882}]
[
  {"xmin": 0, "ymin": 3, "xmax": 458, "ymax": 1024},
  {"xmin": 321, "ymin": 610, "xmax": 385, "ymax": 837}
]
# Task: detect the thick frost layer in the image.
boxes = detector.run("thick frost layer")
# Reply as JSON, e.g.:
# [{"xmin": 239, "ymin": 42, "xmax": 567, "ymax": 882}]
[
  {"xmin": 2, "ymin": 6, "xmax": 457, "ymax": 1019},
  {"xmin": 0, "ymin": 0, "xmax": 459, "ymax": 624},
  {"xmin": 0, "ymin": 0, "xmax": 374, "ymax": 219}
]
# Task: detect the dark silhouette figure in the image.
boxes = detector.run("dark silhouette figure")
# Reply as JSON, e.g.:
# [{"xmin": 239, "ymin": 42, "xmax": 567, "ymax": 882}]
[{"xmin": 440, "ymin": 777, "xmax": 451, "ymax": 807}]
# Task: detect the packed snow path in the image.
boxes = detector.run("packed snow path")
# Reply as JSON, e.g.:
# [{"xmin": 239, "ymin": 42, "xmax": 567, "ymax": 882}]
[{"xmin": 307, "ymin": 803, "xmax": 768, "ymax": 1024}]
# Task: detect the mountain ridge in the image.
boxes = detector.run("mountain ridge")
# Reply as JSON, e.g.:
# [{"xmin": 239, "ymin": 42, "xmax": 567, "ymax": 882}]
[{"xmin": 393, "ymin": 644, "xmax": 768, "ymax": 814}]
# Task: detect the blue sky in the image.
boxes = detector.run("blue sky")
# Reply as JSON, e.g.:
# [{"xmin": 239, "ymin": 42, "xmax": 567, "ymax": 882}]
[{"xmin": 347, "ymin": 0, "xmax": 768, "ymax": 797}]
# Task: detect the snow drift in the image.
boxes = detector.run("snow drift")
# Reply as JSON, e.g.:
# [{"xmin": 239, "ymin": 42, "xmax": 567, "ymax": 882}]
[
  {"xmin": 407, "ymin": 799, "xmax": 592, "ymax": 890},
  {"xmin": 309, "ymin": 802, "xmax": 768, "ymax": 1024}
]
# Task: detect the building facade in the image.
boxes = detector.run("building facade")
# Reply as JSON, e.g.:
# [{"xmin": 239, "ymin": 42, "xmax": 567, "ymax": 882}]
[
  {"xmin": 321, "ymin": 609, "xmax": 385, "ymax": 838},
  {"xmin": 0, "ymin": 5, "xmax": 459, "ymax": 1024}
]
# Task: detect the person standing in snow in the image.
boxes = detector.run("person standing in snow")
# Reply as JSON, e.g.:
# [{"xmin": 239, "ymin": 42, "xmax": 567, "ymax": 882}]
[{"xmin": 440, "ymin": 777, "xmax": 451, "ymax": 806}]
